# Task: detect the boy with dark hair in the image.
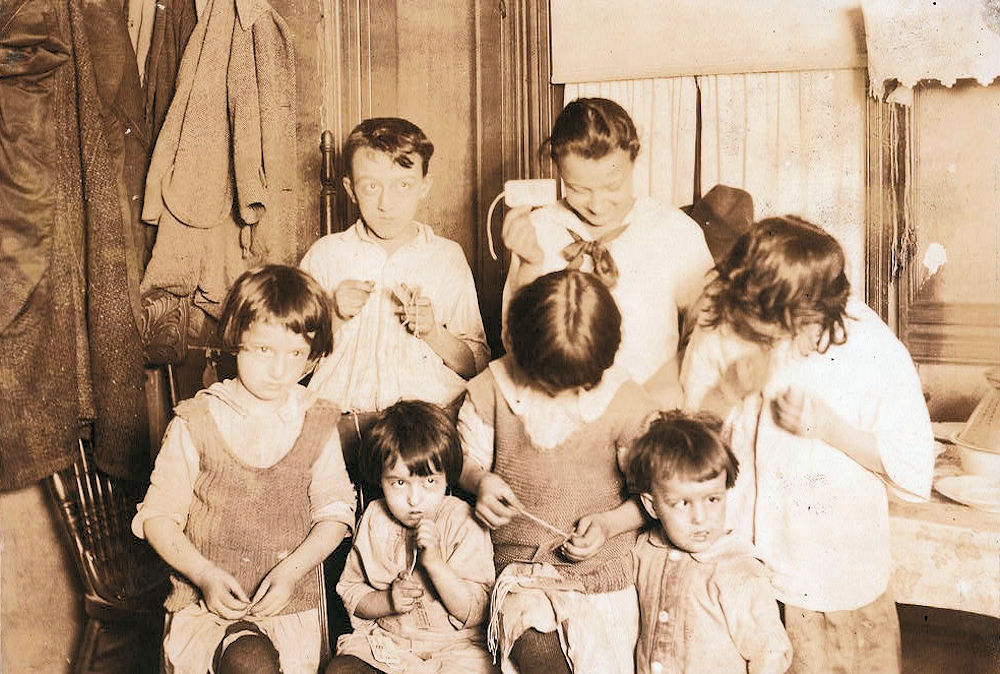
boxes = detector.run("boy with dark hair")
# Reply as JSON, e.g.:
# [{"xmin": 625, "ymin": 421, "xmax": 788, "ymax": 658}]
[
  {"xmin": 627, "ymin": 411, "xmax": 792, "ymax": 674},
  {"xmin": 300, "ymin": 116, "xmax": 489, "ymax": 421}
]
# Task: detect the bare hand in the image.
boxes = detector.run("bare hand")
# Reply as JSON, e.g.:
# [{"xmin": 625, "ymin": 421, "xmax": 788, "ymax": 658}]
[
  {"xmin": 562, "ymin": 514, "xmax": 608, "ymax": 562},
  {"xmin": 247, "ymin": 566, "xmax": 298, "ymax": 617},
  {"xmin": 395, "ymin": 285, "xmax": 437, "ymax": 339},
  {"xmin": 390, "ymin": 571, "xmax": 424, "ymax": 614},
  {"xmin": 501, "ymin": 206, "xmax": 543, "ymax": 264},
  {"xmin": 196, "ymin": 564, "xmax": 250, "ymax": 620},
  {"xmin": 474, "ymin": 473, "xmax": 521, "ymax": 529},
  {"xmin": 333, "ymin": 280, "xmax": 375, "ymax": 320},
  {"xmin": 771, "ymin": 386, "xmax": 833, "ymax": 441},
  {"xmin": 415, "ymin": 519, "xmax": 444, "ymax": 568}
]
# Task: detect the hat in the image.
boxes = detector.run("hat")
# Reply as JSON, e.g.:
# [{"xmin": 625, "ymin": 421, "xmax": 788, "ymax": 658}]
[{"xmin": 682, "ymin": 184, "xmax": 754, "ymax": 264}]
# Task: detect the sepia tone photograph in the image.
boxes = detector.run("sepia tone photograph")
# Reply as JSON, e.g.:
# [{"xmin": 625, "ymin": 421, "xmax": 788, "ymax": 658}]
[{"xmin": 1, "ymin": 0, "xmax": 999, "ymax": 672}]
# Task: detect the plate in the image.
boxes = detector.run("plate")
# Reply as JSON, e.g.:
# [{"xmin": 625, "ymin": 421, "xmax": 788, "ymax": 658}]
[
  {"xmin": 934, "ymin": 475, "xmax": 1000, "ymax": 512},
  {"xmin": 931, "ymin": 421, "xmax": 966, "ymax": 444}
]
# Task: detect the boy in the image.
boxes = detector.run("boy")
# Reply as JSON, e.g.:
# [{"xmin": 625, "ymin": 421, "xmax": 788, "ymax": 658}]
[
  {"xmin": 625, "ymin": 411, "xmax": 792, "ymax": 674},
  {"xmin": 300, "ymin": 117, "xmax": 489, "ymax": 421}
]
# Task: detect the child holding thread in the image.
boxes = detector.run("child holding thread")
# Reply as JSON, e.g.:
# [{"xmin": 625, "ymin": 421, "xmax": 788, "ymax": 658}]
[
  {"xmin": 133, "ymin": 265, "xmax": 357, "ymax": 674},
  {"xmin": 329, "ymin": 400, "xmax": 497, "ymax": 674},
  {"xmin": 501, "ymin": 97, "xmax": 714, "ymax": 408},
  {"xmin": 681, "ymin": 216, "xmax": 934, "ymax": 673},
  {"xmin": 459, "ymin": 269, "xmax": 659, "ymax": 674},
  {"xmin": 300, "ymin": 117, "xmax": 489, "ymax": 420},
  {"xmin": 625, "ymin": 411, "xmax": 791, "ymax": 674}
]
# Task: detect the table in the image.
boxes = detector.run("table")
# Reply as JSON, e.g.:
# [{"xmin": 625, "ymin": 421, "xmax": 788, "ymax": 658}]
[{"xmin": 889, "ymin": 445, "xmax": 1000, "ymax": 618}]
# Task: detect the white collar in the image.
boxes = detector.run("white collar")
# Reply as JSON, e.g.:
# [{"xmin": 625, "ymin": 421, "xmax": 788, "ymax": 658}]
[{"xmin": 489, "ymin": 355, "xmax": 630, "ymax": 449}]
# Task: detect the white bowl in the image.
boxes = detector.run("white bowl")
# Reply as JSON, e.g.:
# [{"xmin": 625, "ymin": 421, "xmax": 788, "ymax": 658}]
[{"xmin": 954, "ymin": 438, "xmax": 1000, "ymax": 479}]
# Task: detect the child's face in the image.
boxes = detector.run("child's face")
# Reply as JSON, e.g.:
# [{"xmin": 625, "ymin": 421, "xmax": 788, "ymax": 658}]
[
  {"xmin": 235, "ymin": 320, "xmax": 312, "ymax": 405},
  {"xmin": 641, "ymin": 472, "xmax": 727, "ymax": 554},
  {"xmin": 558, "ymin": 148, "xmax": 635, "ymax": 229},
  {"xmin": 380, "ymin": 457, "xmax": 447, "ymax": 529},
  {"xmin": 344, "ymin": 148, "xmax": 430, "ymax": 247}
]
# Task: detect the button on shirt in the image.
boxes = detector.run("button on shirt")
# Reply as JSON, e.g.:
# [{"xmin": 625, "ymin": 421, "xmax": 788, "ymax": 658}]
[{"xmin": 632, "ymin": 530, "xmax": 792, "ymax": 674}]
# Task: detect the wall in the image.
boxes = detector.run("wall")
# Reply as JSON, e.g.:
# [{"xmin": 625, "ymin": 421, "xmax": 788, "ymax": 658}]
[
  {"xmin": 394, "ymin": 2, "xmax": 478, "ymax": 257},
  {"xmin": 1, "ymin": 485, "xmax": 82, "ymax": 673},
  {"xmin": 909, "ymin": 80, "xmax": 1000, "ymax": 419}
]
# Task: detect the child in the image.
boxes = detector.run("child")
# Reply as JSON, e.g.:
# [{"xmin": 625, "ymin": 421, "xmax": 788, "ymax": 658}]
[
  {"xmin": 300, "ymin": 117, "xmax": 489, "ymax": 420},
  {"xmin": 625, "ymin": 410, "xmax": 792, "ymax": 674},
  {"xmin": 681, "ymin": 216, "xmax": 935, "ymax": 673},
  {"xmin": 329, "ymin": 400, "xmax": 497, "ymax": 674},
  {"xmin": 132, "ymin": 265, "xmax": 357, "ymax": 674},
  {"xmin": 502, "ymin": 97, "xmax": 714, "ymax": 408},
  {"xmin": 459, "ymin": 269, "xmax": 658, "ymax": 674}
]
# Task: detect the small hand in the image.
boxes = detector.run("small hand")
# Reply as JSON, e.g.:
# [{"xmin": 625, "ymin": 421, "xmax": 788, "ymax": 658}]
[
  {"xmin": 474, "ymin": 473, "xmax": 521, "ymax": 529},
  {"xmin": 389, "ymin": 571, "xmax": 424, "ymax": 614},
  {"xmin": 196, "ymin": 564, "xmax": 250, "ymax": 620},
  {"xmin": 333, "ymin": 280, "xmax": 375, "ymax": 320},
  {"xmin": 395, "ymin": 286, "xmax": 437, "ymax": 339},
  {"xmin": 771, "ymin": 386, "xmax": 834, "ymax": 441},
  {"xmin": 247, "ymin": 566, "xmax": 298, "ymax": 617},
  {"xmin": 561, "ymin": 514, "xmax": 608, "ymax": 562},
  {"xmin": 415, "ymin": 519, "xmax": 443, "ymax": 568},
  {"xmin": 501, "ymin": 206, "xmax": 543, "ymax": 264}
]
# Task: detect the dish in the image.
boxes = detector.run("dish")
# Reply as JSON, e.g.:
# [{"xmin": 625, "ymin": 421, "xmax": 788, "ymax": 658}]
[{"xmin": 934, "ymin": 475, "xmax": 1000, "ymax": 512}]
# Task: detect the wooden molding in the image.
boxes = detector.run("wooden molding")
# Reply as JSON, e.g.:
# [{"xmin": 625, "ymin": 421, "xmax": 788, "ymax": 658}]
[{"xmin": 474, "ymin": 0, "xmax": 561, "ymax": 354}]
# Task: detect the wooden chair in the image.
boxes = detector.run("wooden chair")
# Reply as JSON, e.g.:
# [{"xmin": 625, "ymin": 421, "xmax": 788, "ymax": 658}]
[{"xmin": 47, "ymin": 437, "xmax": 171, "ymax": 674}]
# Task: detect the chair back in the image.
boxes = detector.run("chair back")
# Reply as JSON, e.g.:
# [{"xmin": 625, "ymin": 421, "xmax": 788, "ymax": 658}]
[{"xmin": 47, "ymin": 438, "xmax": 170, "ymax": 613}]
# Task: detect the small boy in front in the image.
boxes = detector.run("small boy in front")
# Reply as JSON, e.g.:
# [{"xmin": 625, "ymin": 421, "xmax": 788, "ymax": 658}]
[
  {"xmin": 300, "ymin": 117, "xmax": 489, "ymax": 420},
  {"xmin": 626, "ymin": 411, "xmax": 792, "ymax": 674}
]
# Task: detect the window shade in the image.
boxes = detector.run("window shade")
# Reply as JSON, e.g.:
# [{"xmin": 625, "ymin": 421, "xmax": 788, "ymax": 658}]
[{"xmin": 550, "ymin": 0, "xmax": 867, "ymax": 83}]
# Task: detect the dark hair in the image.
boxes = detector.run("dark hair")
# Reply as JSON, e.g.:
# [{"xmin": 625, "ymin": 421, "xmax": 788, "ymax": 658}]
[
  {"xmin": 508, "ymin": 269, "xmax": 621, "ymax": 392},
  {"xmin": 544, "ymin": 98, "xmax": 641, "ymax": 164},
  {"xmin": 217, "ymin": 265, "xmax": 333, "ymax": 361},
  {"xmin": 359, "ymin": 400, "xmax": 463, "ymax": 487},
  {"xmin": 701, "ymin": 215, "xmax": 850, "ymax": 352},
  {"xmin": 344, "ymin": 117, "xmax": 435, "ymax": 176},
  {"xmin": 626, "ymin": 411, "xmax": 739, "ymax": 494}
]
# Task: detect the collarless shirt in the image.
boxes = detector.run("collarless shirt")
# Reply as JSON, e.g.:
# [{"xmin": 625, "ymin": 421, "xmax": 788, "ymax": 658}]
[{"xmin": 300, "ymin": 221, "xmax": 489, "ymax": 412}]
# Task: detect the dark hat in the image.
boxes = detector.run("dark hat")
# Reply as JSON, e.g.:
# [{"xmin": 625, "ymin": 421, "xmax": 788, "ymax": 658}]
[{"xmin": 682, "ymin": 184, "xmax": 754, "ymax": 264}]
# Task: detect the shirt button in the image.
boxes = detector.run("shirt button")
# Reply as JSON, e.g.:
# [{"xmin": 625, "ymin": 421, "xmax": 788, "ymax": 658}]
[
  {"xmin": 668, "ymin": 549, "xmax": 683, "ymax": 561},
  {"xmin": 651, "ymin": 662, "xmax": 663, "ymax": 674},
  {"xmin": 658, "ymin": 609, "xmax": 670, "ymax": 623}
]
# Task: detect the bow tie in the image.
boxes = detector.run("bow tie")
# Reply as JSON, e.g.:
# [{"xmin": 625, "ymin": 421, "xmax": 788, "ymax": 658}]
[{"xmin": 560, "ymin": 225, "xmax": 628, "ymax": 287}]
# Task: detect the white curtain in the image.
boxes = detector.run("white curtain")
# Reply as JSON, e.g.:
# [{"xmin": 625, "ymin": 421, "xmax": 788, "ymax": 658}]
[
  {"xmin": 566, "ymin": 69, "xmax": 867, "ymax": 291},
  {"xmin": 565, "ymin": 78, "xmax": 699, "ymax": 209},
  {"xmin": 699, "ymin": 69, "xmax": 867, "ymax": 289}
]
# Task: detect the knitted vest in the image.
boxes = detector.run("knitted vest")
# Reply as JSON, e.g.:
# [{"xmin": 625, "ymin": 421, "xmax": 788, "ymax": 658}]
[
  {"xmin": 164, "ymin": 395, "xmax": 340, "ymax": 614},
  {"xmin": 467, "ymin": 370, "xmax": 655, "ymax": 593}
]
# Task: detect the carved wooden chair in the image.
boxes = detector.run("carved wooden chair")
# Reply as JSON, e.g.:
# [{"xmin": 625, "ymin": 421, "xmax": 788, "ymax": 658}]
[{"xmin": 47, "ymin": 437, "xmax": 171, "ymax": 674}]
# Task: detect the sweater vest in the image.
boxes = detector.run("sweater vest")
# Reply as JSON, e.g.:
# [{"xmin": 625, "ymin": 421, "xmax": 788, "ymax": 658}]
[
  {"xmin": 467, "ymin": 370, "xmax": 655, "ymax": 593},
  {"xmin": 164, "ymin": 395, "xmax": 340, "ymax": 614}
]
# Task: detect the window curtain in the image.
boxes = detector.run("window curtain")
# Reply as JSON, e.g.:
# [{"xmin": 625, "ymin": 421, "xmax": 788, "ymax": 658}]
[
  {"xmin": 565, "ymin": 69, "xmax": 867, "ymax": 291},
  {"xmin": 698, "ymin": 69, "xmax": 867, "ymax": 289}
]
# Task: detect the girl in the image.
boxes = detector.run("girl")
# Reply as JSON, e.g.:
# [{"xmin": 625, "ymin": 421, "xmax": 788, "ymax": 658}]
[
  {"xmin": 329, "ymin": 400, "xmax": 497, "ymax": 674},
  {"xmin": 132, "ymin": 265, "xmax": 357, "ymax": 674},
  {"xmin": 681, "ymin": 217, "xmax": 935, "ymax": 673},
  {"xmin": 502, "ymin": 97, "xmax": 714, "ymax": 408},
  {"xmin": 459, "ymin": 269, "xmax": 659, "ymax": 674}
]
